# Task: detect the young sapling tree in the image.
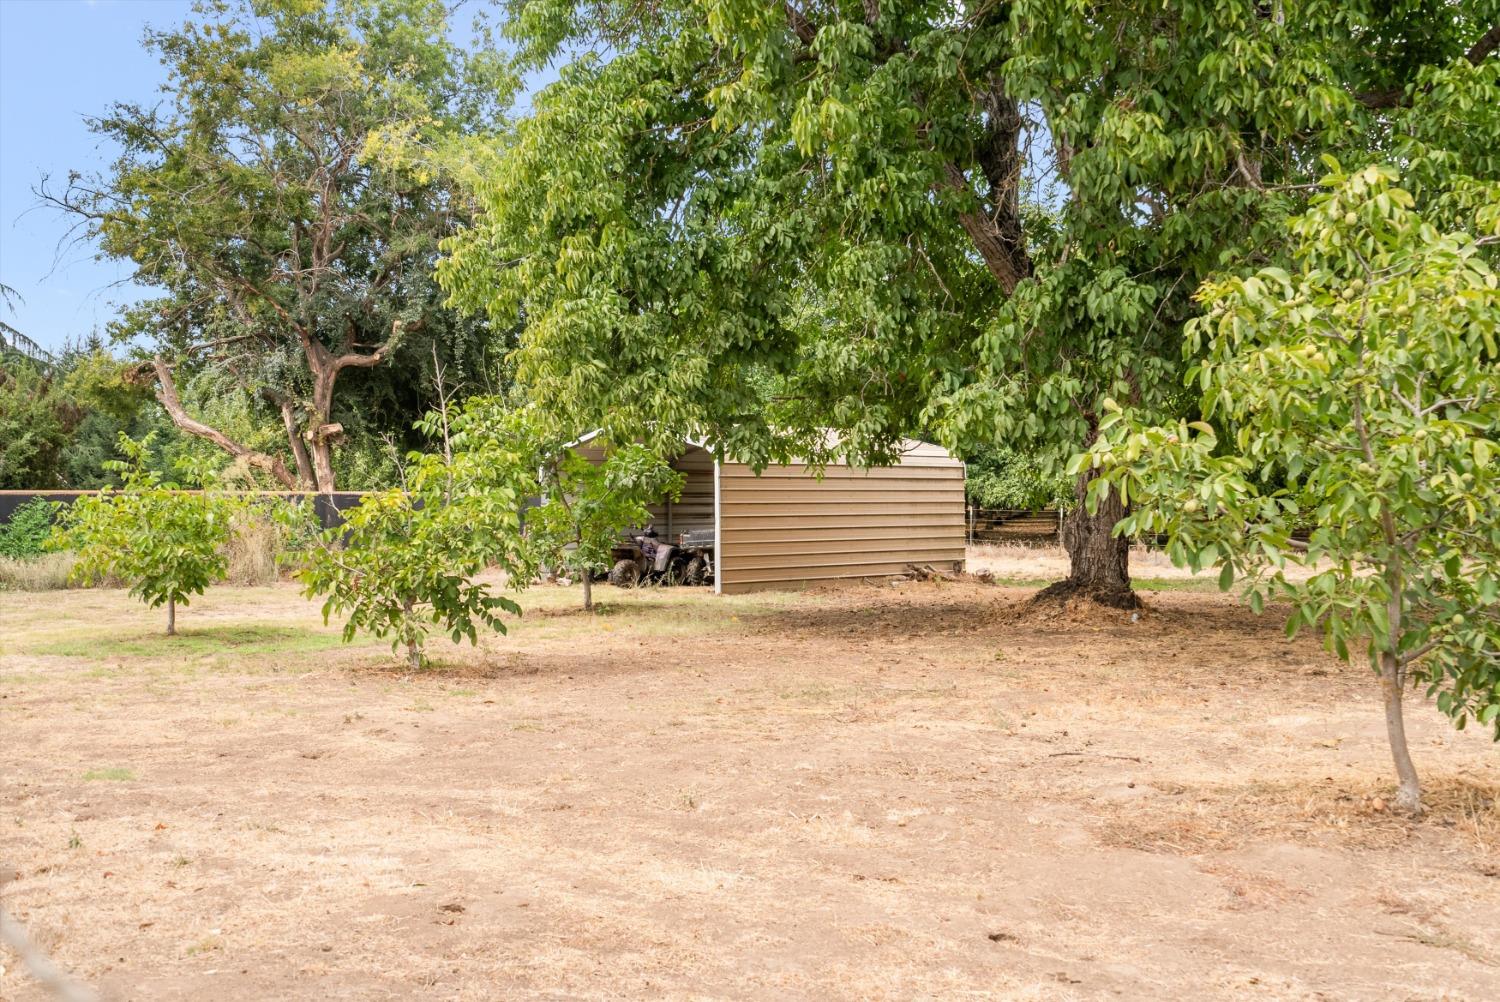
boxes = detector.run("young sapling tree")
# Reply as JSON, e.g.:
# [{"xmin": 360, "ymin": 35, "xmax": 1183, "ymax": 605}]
[
  {"xmin": 528, "ymin": 445, "xmax": 684, "ymax": 611},
  {"xmin": 1086, "ymin": 165, "xmax": 1500, "ymax": 813},
  {"xmin": 51, "ymin": 435, "xmax": 238, "ymax": 635},
  {"xmin": 294, "ymin": 400, "xmax": 537, "ymax": 669}
]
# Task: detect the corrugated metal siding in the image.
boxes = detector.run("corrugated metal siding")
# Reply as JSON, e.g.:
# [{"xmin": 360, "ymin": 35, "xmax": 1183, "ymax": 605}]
[
  {"xmin": 571, "ymin": 442, "xmax": 714, "ymax": 539},
  {"xmin": 648, "ymin": 447, "xmax": 714, "ymax": 537},
  {"xmin": 717, "ymin": 443, "xmax": 966, "ymax": 593}
]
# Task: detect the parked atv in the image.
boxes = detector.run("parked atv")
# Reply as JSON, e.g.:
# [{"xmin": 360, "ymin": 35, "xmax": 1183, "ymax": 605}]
[{"xmin": 607, "ymin": 526, "xmax": 714, "ymax": 588}]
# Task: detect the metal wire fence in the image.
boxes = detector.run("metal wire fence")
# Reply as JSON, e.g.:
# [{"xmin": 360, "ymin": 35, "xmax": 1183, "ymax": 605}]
[
  {"xmin": 965, "ymin": 507, "xmax": 1180, "ymax": 548},
  {"xmin": 965, "ymin": 507, "xmax": 1064, "ymax": 545}
]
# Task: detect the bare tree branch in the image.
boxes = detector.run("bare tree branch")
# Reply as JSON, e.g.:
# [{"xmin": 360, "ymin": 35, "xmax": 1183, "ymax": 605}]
[{"xmin": 144, "ymin": 357, "xmax": 300, "ymax": 489}]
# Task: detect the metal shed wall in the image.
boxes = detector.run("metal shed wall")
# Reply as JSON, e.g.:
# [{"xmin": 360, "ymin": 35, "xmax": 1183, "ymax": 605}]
[
  {"xmin": 715, "ymin": 441, "xmax": 966, "ymax": 594},
  {"xmin": 573, "ymin": 442, "xmax": 715, "ymax": 538}
]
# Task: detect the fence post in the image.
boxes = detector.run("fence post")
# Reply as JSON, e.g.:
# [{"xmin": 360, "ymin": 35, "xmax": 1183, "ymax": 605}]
[{"xmin": 1057, "ymin": 508, "xmax": 1064, "ymax": 544}]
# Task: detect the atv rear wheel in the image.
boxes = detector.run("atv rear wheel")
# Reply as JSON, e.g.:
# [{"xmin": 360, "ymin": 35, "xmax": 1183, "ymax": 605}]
[
  {"xmin": 608, "ymin": 558, "xmax": 641, "ymax": 588},
  {"xmin": 683, "ymin": 555, "xmax": 707, "ymax": 586}
]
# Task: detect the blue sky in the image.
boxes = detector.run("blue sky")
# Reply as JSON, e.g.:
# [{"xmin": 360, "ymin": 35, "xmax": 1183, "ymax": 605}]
[{"xmin": 0, "ymin": 0, "xmax": 187, "ymax": 352}]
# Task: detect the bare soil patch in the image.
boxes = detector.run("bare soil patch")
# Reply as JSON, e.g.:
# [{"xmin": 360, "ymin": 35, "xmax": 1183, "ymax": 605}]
[{"xmin": 1, "ymin": 572, "xmax": 1496, "ymax": 1000}]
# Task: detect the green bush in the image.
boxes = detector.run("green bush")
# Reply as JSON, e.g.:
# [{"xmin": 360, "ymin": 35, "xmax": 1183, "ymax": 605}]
[
  {"xmin": 0, "ymin": 498, "xmax": 60, "ymax": 559},
  {"xmin": 964, "ymin": 447, "xmax": 1072, "ymax": 510}
]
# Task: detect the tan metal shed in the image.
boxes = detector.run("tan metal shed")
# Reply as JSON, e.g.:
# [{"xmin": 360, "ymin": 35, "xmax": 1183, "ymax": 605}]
[{"xmin": 575, "ymin": 435, "xmax": 967, "ymax": 594}]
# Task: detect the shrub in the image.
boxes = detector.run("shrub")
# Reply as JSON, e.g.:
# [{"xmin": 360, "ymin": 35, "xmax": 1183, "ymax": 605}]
[
  {"xmin": 964, "ymin": 447, "xmax": 1072, "ymax": 510},
  {"xmin": 0, "ymin": 498, "xmax": 60, "ymax": 559},
  {"xmin": 223, "ymin": 500, "xmax": 313, "ymax": 585}
]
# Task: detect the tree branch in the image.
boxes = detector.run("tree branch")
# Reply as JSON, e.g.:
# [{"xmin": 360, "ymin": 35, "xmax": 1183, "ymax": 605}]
[
  {"xmin": 942, "ymin": 163, "xmax": 1027, "ymax": 294},
  {"xmin": 785, "ymin": 3, "xmax": 817, "ymax": 45},
  {"xmin": 1398, "ymin": 636, "xmax": 1445, "ymax": 668},
  {"xmin": 1466, "ymin": 21, "xmax": 1500, "ymax": 64},
  {"xmin": 332, "ymin": 344, "xmax": 388, "ymax": 373},
  {"xmin": 145, "ymin": 357, "xmax": 299, "ymax": 489}
]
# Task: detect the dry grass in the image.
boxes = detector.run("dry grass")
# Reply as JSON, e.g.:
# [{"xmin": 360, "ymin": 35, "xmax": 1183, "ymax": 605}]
[
  {"xmin": 1094, "ymin": 774, "xmax": 1500, "ymax": 856},
  {"xmin": 968, "ymin": 541, "xmax": 1321, "ymax": 588},
  {"xmin": 0, "ymin": 552, "xmax": 78, "ymax": 591},
  {"xmin": 1, "ymin": 574, "xmax": 1498, "ymax": 1001},
  {"xmin": 222, "ymin": 508, "xmax": 290, "ymax": 586},
  {"xmin": 967, "ymin": 541, "xmax": 1196, "ymax": 583}
]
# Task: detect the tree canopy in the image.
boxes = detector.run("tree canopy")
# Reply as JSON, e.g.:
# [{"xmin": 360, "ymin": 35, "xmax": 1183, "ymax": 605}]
[
  {"xmin": 48, "ymin": 0, "xmax": 517, "ymax": 492},
  {"xmin": 439, "ymin": 0, "xmax": 1500, "ymax": 601}
]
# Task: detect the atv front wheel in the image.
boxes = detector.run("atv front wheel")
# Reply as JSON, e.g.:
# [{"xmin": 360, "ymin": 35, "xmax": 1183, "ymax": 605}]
[{"xmin": 608, "ymin": 558, "xmax": 641, "ymax": 588}]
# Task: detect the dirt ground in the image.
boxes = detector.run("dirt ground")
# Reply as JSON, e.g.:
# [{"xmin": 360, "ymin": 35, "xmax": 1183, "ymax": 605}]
[{"xmin": 1, "ymin": 558, "xmax": 1497, "ymax": 1000}]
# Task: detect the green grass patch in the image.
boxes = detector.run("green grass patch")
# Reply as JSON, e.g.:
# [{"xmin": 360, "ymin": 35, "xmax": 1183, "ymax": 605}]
[
  {"xmin": 33, "ymin": 624, "xmax": 349, "ymax": 659},
  {"xmin": 0, "ymin": 671, "xmax": 48, "ymax": 687},
  {"xmin": 82, "ymin": 766, "xmax": 135, "ymax": 782}
]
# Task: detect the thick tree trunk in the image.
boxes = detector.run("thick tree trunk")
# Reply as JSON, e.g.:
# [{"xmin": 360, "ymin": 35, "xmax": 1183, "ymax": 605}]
[
  {"xmin": 166, "ymin": 596, "xmax": 176, "ymax": 636},
  {"xmin": 297, "ymin": 327, "xmax": 387, "ymax": 494},
  {"xmin": 582, "ymin": 572, "xmax": 593, "ymax": 612},
  {"xmin": 308, "ymin": 436, "xmax": 337, "ymax": 494},
  {"xmin": 1036, "ymin": 466, "xmax": 1140, "ymax": 609},
  {"xmin": 1378, "ymin": 653, "xmax": 1423, "ymax": 813}
]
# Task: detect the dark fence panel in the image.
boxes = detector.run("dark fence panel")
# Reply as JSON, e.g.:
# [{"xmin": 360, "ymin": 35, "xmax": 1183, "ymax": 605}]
[{"xmin": 0, "ymin": 491, "xmax": 370, "ymax": 532}]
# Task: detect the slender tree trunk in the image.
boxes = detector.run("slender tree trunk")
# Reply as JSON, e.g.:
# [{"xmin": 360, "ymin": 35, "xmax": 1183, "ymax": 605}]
[
  {"xmin": 166, "ymin": 596, "xmax": 176, "ymax": 637},
  {"xmin": 401, "ymin": 597, "xmax": 421, "ymax": 670},
  {"xmin": 582, "ymin": 571, "xmax": 593, "ymax": 612},
  {"xmin": 267, "ymin": 392, "xmax": 317, "ymax": 489},
  {"xmin": 1036, "ymin": 465, "xmax": 1140, "ymax": 609},
  {"xmin": 1377, "ymin": 530, "xmax": 1422, "ymax": 814},
  {"xmin": 1379, "ymin": 652, "xmax": 1423, "ymax": 813}
]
